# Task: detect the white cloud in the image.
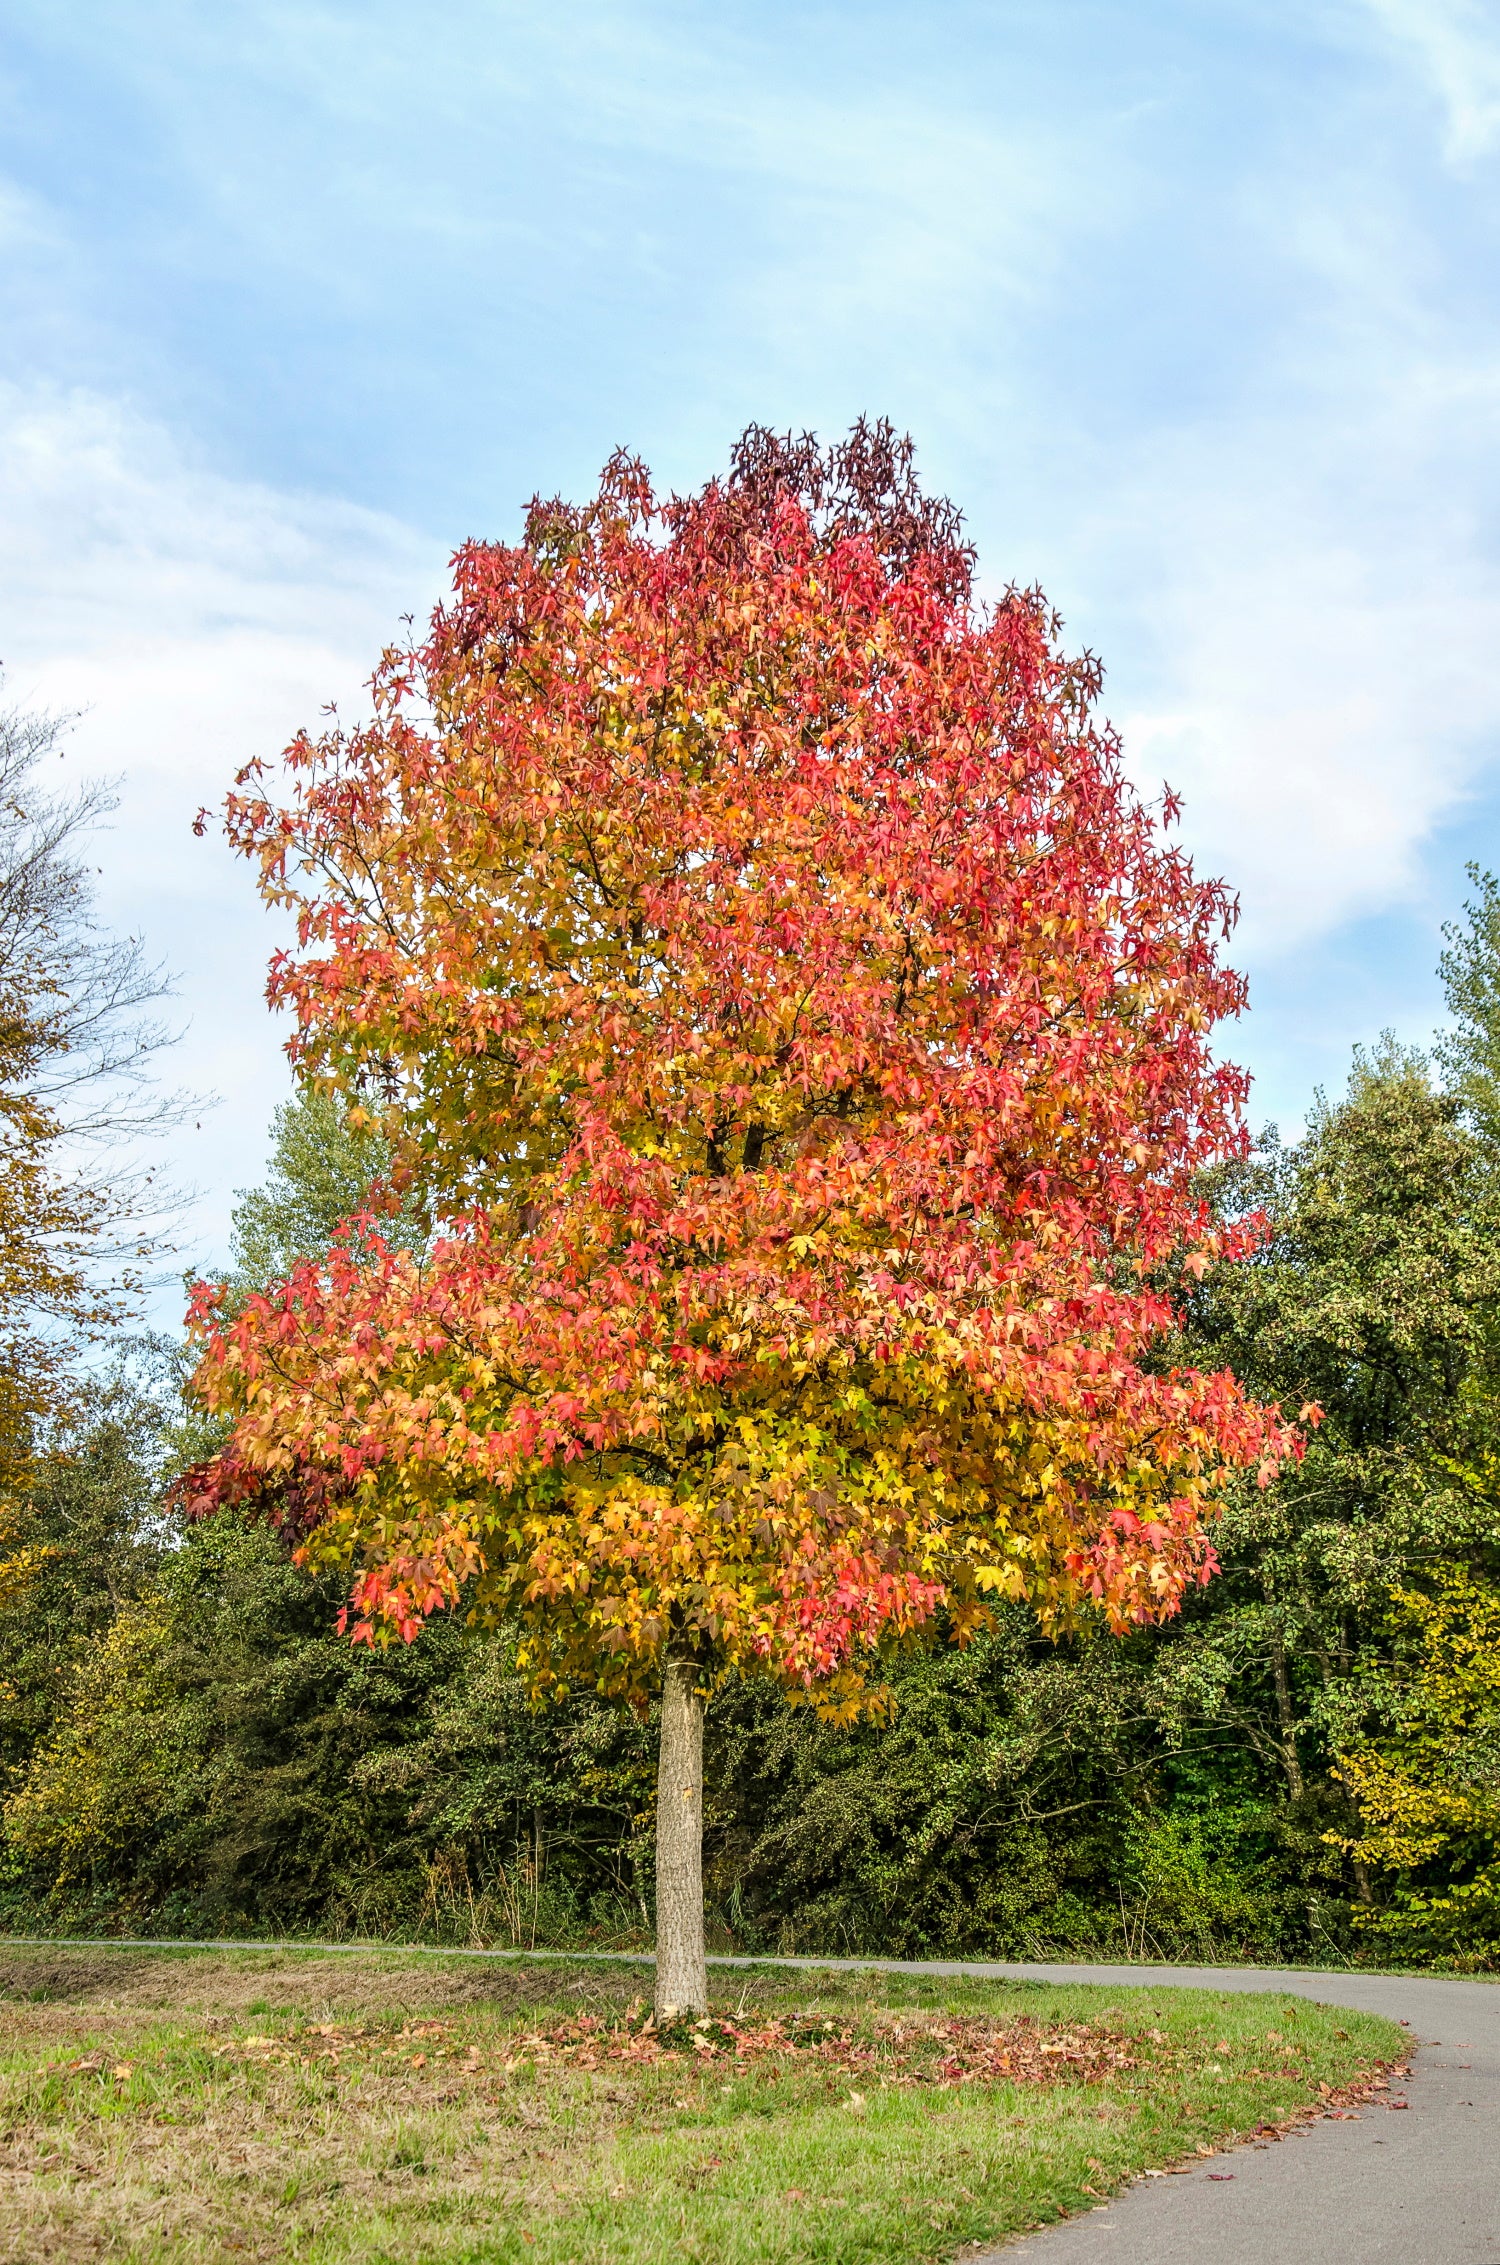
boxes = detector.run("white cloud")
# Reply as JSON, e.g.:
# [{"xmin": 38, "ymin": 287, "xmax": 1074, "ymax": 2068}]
[
  {"xmin": 0, "ymin": 382, "xmax": 444, "ymax": 1291},
  {"xmin": 1353, "ymin": 0, "xmax": 1500, "ymax": 162},
  {"xmin": 1051, "ymin": 111, "xmax": 1500, "ymax": 965},
  {"xmin": 1116, "ymin": 515, "xmax": 1500, "ymax": 955}
]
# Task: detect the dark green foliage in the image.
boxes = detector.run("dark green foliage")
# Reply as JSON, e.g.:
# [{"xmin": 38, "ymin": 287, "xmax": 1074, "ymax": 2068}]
[
  {"xmin": 1160, "ymin": 1043, "xmax": 1500, "ymax": 1768},
  {"xmin": 696, "ymin": 1626, "xmax": 1311, "ymax": 1963},
  {"xmin": 0, "ymin": 1351, "xmax": 173, "ymax": 1781},
  {"xmin": 2, "ymin": 1506, "xmax": 659, "ymax": 1941},
  {"xmin": 703, "ymin": 1626, "xmax": 1147, "ymax": 1957}
]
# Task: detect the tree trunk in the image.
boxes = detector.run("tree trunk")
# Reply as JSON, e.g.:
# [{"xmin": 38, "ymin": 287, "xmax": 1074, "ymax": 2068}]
[
  {"xmin": 1269, "ymin": 1633, "xmax": 1305, "ymax": 1802},
  {"xmin": 654, "ymin": 1650, "xmax": 708, "ymax": 2020}
]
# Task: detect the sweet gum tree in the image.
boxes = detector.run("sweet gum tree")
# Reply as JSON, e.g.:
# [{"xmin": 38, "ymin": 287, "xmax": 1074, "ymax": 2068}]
[{"xmin": 184, "ymin": 423, "xmax": 1296, "ymax": 2012}]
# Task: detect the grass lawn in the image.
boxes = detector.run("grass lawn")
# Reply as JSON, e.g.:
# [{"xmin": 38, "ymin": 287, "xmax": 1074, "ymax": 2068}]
[{"xmin": 0, "ymin": 1945, "xmax": 1406, "ymax": 2264}]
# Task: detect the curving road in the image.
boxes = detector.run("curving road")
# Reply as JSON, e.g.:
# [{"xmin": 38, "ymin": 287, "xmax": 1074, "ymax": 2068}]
[{"xmin": 916, "ymin": 1961, "xmax": 1498, "ymax": 2264}]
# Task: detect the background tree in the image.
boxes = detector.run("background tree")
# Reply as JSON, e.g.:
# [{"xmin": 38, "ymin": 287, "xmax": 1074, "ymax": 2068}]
[
  {"xmin": 0, "ymin": 1352, "xmax": 174, "ymax": 1793},
  {"xmin": 188, "ymin": 423, "xmax": 1292, "ymax": 2013},
  {"xmin": 1147, "ymin": 1024, "xmax": 1500, "ymax": 1950},
  {"xmin": 1333, "ymin": 1570, "xmax": 1500, "ymax": 1960},
  {"xmin": 1438, "ymin": 866, "xmax": 1500, "ymax": 1151},
  {"xmin": 1291, "ymin": 875, "xmax": 1500, "ymax": 1958},
  {"xmin": 0, "ymin": 687, "xmax": 179, "ymax": 1479},
  {"xmin": 226, "ymin": 1087, "xmax": 424, "ymax": 1297},
  {"xmin": 0, "ymin": 683, "xmax": 183, "ymax": 1846}
]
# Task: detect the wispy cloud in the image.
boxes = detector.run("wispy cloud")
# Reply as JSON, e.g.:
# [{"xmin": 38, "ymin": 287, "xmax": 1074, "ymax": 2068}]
[
  {"xmin": 0, "ymin": 381, "xmax": 444, "ymax": 1282},
  {"xmin": 1353, "ymin": 0, "xmax": 1500, "ymax": 162},
  {"xmin": 1079, "ymin": 321, "xmax": 1500, "ymax": 958},
  {"xmin": 1112, "ymin": 481, "xmax": 1500, "ymax": 956}
]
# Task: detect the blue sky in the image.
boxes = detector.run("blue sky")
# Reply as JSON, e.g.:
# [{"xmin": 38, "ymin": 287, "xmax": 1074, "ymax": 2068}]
[{"xmin": 1, "ymin": 0, "xmax": 1498, "ymax": 1287}]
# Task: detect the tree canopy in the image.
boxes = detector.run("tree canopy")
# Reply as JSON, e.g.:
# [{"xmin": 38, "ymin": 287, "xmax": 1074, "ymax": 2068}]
[{"xmin": 186, "ymin": 426, "xmax": 1294, "ymax": 1717}]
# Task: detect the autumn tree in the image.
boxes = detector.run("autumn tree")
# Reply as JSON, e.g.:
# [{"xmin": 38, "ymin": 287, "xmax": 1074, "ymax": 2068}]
[{"xmin": 185, "ymin": 423, "xmax": 1294, "ymax": 2012}]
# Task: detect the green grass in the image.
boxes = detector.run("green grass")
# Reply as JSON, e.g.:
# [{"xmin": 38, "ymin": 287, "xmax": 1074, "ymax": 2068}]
[{"xmin": 0, "ymin": 1945, "xmax": 1406, "ymax": 2264}]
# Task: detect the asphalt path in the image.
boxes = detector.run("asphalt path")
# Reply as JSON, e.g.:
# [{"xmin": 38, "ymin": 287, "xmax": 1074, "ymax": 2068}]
[
  {"xmin": 935, "ymin": 1961, "xmax": 1498, "ymax": 2265},
  {"xmin": 3, "ymin": 1941, "xmax": 1495, "ymax": 2259}
]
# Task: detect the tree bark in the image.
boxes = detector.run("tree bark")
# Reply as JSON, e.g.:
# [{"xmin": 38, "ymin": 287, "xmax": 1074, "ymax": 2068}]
[
  {"xmin": 654, "ymin": 1650, "xmax": 708, "ymax": 2020},
  {"xmin": 1269, "ymin": 1633, "xmax": 1305, "ymax": 1802}
]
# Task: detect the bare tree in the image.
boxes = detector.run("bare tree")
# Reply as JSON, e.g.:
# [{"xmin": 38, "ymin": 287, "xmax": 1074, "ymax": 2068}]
[{"xmin": 0, "ymin": 684, "xmax": 185, "ymax": 1408}]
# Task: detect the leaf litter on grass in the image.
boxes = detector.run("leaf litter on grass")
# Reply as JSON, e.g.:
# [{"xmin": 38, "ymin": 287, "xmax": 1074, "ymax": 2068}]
[{"xmin": 196, "ymin": 2001, "xmax": 1149, "ymax": 2093}]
